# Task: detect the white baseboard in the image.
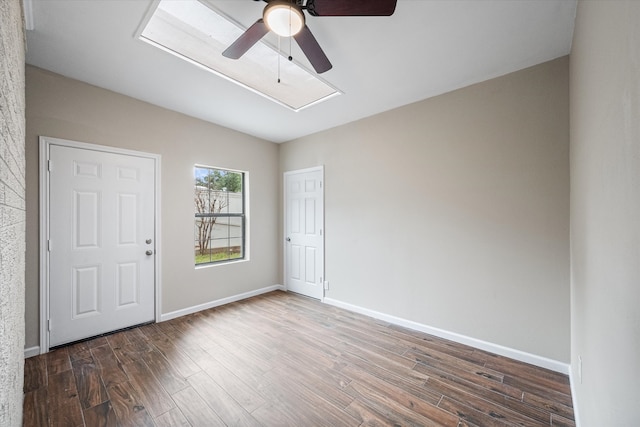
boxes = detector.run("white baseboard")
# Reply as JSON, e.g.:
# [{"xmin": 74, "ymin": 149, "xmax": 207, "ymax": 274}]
[
  {"xmin": 160, "ymin": 284, "xmax": 285, "ymax": 322},
  {"xmin": 24, "ymin": 346, "xmax": 40, "ymax": 359},
  {"xmin": 323, "ymin": 297, "xmax": 570, "ymax": 375}
]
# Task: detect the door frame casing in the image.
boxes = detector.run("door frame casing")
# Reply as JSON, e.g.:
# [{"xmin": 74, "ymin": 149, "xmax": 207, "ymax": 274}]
[
  {"xmin": 39, "ymin": 136, "xmax": 162, "ymax": 354},
  {"xmin": 283, "ymin": 165, "xmax": 325, "ymax": 300}
]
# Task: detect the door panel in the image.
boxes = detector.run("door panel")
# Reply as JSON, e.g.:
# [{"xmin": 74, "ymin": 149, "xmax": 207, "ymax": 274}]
[
  {"xmin": 285, "ymin": 168, "xmax": 324, "ymax": 299},
  {"xmin": 116, "ymin": 262, "xmax": 139, "ymax": 307},
  {"xmin": 73, "ymin": 190, "xmax": 100, "ymax": 249},
  {"xmin": 305, "ymin": 247, "xmax": 316, "ymax": 283},
  {"xmin": 72, "ymin": 265, "xmax": 100, "ymax": 318},
  {"xmin": 49, "ymin": 144, "xmax": 155, "ymax": 347},
  {"xmin": 117, "ymin": 193, "xmax": 138, "ymax": 244}
]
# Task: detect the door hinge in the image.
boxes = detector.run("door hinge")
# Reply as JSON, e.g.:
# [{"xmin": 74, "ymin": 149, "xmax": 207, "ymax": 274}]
[
  {"xmin": 48, "ymin": 160, "xmax": 52, "ymax": 172},
  {"xmin": 47, "ymin": 319, "xmax": 51, "ymax": 332},
  {"xmin": 47, "ymin": 239, "xmax": 51, "ymax": 252}
]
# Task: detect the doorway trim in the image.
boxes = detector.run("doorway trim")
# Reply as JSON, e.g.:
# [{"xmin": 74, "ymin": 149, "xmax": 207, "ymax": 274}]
[
  {"xmin": 39, "ymin": 136, "xmax": 162, "ymax": 354},
  {"xmin": 283, "ymin": 165, "xmax": 325, "ymax": 300}
]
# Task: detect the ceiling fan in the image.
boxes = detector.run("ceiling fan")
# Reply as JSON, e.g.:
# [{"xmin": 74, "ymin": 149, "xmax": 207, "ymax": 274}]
[{"xmin": 222, "ymin": 0, "xmax": 398, "ymax": 74}]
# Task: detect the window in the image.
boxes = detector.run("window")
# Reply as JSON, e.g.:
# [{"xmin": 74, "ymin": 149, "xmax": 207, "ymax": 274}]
[{"xmin": 194, "ymin": 166, "xmax": 245, "ymax": 265}]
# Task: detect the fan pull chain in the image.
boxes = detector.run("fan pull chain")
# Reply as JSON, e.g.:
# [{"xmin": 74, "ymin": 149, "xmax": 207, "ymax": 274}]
[
  {"xmin": 288, "ymin": 5, "xmax": 293, "ymax": 62},
  {"xmin": 277, "ymin": 5, "xmax": 296, "ymax": 84},
  {"xmin": 289, "ymin": 30, "xmax": 293, "ymax": 62}
]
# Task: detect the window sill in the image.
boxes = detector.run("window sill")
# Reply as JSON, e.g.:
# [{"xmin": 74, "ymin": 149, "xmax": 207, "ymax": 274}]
[{"xmin": 194, "ymin": 258, "xmax": 249, "ymax": 270}]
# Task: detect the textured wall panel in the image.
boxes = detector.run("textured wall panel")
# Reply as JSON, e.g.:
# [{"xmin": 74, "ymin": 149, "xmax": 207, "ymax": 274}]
[{"xmin": 0, "ymin": 0, "xmax": 26, "ymax": 425}]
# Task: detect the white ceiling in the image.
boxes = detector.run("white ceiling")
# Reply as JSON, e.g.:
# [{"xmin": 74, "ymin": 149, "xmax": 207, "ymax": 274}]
[{"xmin": 25, "ymin": 0, "xmax": 577, "ymax": 143}]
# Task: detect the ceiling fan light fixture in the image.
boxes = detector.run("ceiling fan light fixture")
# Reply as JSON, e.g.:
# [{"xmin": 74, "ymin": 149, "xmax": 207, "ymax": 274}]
[{"xmin": 263, "ymin": 1, "xmax": 305, "ymax": 37}]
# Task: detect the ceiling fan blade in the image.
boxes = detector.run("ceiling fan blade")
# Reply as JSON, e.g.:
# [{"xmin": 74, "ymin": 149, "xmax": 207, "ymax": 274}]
[
  {"xmin": 222, "ymin": 19, "xmax": 269, "ymax": 59},
  {"xmin": 293, "ymin": 25, "xmax": 332, "ymax": 74},
  {"xmin": 307, "ymin": 0, "xmax": 397, "ymax": 16}
]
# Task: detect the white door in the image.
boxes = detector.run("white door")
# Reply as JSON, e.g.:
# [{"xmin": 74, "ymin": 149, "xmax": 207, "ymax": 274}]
[
  {"xmin": 48, "ymin": 143, "xmax": 156, "ymax": 347},
  {"xmin": 284, "ymin": 167, "xmax": 324, "ymax": 299}
]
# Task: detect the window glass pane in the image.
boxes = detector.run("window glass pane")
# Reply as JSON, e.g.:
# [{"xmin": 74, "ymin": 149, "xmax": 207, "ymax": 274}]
[
  {"xmin": 229, "ymin": 216, "xmax": 243, "ymax": 238},
  {"xmin": 229, "ymin": 238, "xmax": 243, "ymax": 259},
  {"xmin": 195, "ymin": 219, "xmax": 211, "ymax": 265},
  {"xmin": 213, "ymin": 217, "xmax": 229, "ymax": 240}
]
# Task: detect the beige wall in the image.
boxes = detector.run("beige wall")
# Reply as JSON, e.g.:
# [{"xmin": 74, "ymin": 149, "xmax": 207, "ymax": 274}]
[
  {"xmin": 25, "ymin": 66, "xmax": 280, "ymax": 349},
  {"xmin": 570, "ymin": 1, "xmax": 640, "ymax": 425},
  {"xmin": 1, "ymin": 0, "xmax": 26, "ymax": 424},
  {"xmin": 280, "ymin": 57, "xmax": 570, "ymax": 362}
]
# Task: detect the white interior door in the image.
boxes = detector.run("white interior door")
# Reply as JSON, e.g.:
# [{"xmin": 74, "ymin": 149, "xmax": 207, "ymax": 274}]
[
  {"xmin": 285, "ymin": 167, "xmax": 324, "ymax": 299},
  {"xmin": 48, "ymin": 143, "xmax": 156, "ymax": 347}
]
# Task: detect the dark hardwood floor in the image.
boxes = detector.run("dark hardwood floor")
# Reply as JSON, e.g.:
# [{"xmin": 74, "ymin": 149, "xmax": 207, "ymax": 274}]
[{"xmin": 23, "ymin": 290, "xmax": 575, "ymax": 426}]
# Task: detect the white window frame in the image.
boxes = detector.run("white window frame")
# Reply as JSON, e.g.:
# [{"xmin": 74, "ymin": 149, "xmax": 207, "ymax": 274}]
[{"xmin": 194, "ymin": 164, "xmax": 248, "ymax": 266}]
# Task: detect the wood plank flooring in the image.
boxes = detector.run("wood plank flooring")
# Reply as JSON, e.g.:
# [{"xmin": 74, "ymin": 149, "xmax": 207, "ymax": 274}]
[{"xmin": 23, "ymin": 290, "xmax": 575, "ymax": 426}]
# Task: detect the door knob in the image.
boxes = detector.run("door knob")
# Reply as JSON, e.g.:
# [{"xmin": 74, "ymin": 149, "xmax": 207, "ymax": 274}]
[
  {"xmin": 146, "ymin": 239, "xmax": 152, "ymax": 244},
  {"xmin": 286, "ymin": 237, "xmax": 291, "ymax": 242},
  {"xmin": 145, "ymin": 250, "xmax": 153, "ymax": 256}
]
